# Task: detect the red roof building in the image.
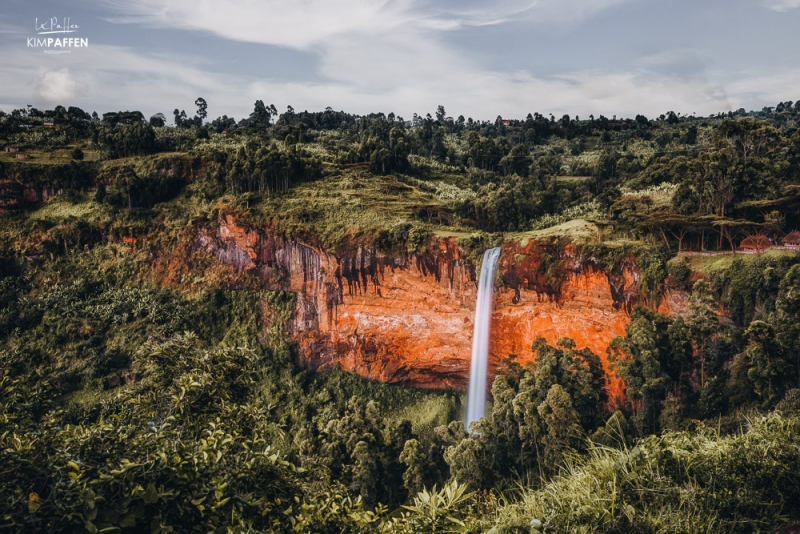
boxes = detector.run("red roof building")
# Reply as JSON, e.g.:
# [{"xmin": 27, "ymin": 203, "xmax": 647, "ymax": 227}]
[
  {"xmin": 740, "ymin": 235, "xmax": 771, "ymax": 252},
  {"xmin": 783, "ymin": 230, "xmax": 800, "ymax": 246}
]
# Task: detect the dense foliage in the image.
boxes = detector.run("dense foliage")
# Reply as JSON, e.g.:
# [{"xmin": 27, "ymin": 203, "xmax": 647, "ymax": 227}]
[{"xmin": 3, "ymin": 99, "xmax": 800, "ymax": 531}]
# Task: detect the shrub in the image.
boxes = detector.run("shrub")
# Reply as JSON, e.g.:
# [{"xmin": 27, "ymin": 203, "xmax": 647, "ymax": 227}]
[
  {"xmin": 492, "ymin": 413, "xmax": 800, "ymax": 533},
  {"xmin": 667, "ymin": 255, "xmax": 691, "ymax": 289},
  {"xmin": 384, "ymin": 480, "xmax": 473, "ymax": 533}
]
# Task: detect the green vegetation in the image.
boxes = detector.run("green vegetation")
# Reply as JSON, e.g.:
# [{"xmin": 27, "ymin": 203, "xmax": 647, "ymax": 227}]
[
  {"xmin": 2, "ymin": 100, "xmax": 800, "ymax": 531},
  {"xmin": 494, "ymin": 413, "xmax": 800, "ymax": 533}
]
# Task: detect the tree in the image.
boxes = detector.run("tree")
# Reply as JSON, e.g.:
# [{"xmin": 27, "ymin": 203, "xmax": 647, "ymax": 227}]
[
  {"xmin": 666, "ymin": 111, "xmax": 679, "ymax": 124},
  {"xmin": 590, "ymin": 410, "xmax": 634, "ymax": 449},
  {"xmin": 431, "ymin": 127, "xmax": 446, "ymax": 159},
  {"xmin": 731, "ymin": 321, "xmax": 792, "ymax": 405},
  {"xmin": 499, "ymin": 144, "xmax": 530, "ymax": 177},
  {"xmin": 667, "ymin": 256, "xmax": 691, "ymax": 289},
  {"xmin": 149, "ymin": 113, "xmax": 166, "ymax": 127},
  {"xmin": 487, "ymin": 375, "xmax": 523, "ymax": 478},
  {"xmin": 593, "ymin": 151, "xmax": 618, "ymax": 194},
  {"xmin": 195, "ymin": 97, "xmax": 208, "ymax": 121},
  {"xmin": 529, "ymin": 338, "xmax": 607, "ymax": 430},
  {"xmin": 96, "ymin": 122, "xmax": 157, "ymax": 159},
  {"xmin": 537, "ymin": 384, "xmax": 581, "ymax": 472},
  {"xmin": 400, "ymin": 439, "xmax": 426, "ymax": 497},
  {"xmin": 102, "ymin": 110, "xmax": 145, "ymax": 125},
  {"xmin": 683, "ymin": 125, "xmax": 698, "ymax": 145},
  {"xmin": 436, "ymin": 105, "xmax": 446, "ymax": 123},
  {"xmin": 512, "ymin": 372, "xmax": 544, "ymax": 480},
  {"xmin": 173, "ymin": 108, "xmax": 188, "ymax": 128},
  {"xmin": 351, "ymin": 441, "xmax": 379, "ymax": 506},
  {"xmin": 609, "ymin": 311, "xmax": 668, "ymax": 434},
  {"xmin": 688, "ymin": 280, "xmax": 723, "ymax": 390},
  {"xmin": 773, "ymin": 264, "xmax": 800, "ymax": 389},
  {"xmin": 243, "ymin": 99, "xmax": 276, "ymax": 129},
  {"xmin": 609, "ymin": 306, "xmax": 692, "ymax": 435},
  {"xmin": 444, "ymin": 433, "xmax": 491, "ymax": 490}
]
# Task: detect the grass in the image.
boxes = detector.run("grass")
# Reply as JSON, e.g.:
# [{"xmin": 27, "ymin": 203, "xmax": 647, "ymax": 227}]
[
  {"xmin": 146, "ymin": 180, "xmax": 218, "ymax": 230},
  {"xmin": 490, "ymin": 413, "xmax": 800, "ymax": 533},
  {"xmin": 688, "ymin": 248, "xmax": 800, "ymax": 273},
  {"xmin": 432, "ymin": 229, "xmax": 476, "ymax": 239},
  {"xmin": 23, "ymin": 180, "xmax": 216, "ymax": 233},
  {"xmin": 250, "ymin": 169, "xmax": 473, "ymax": 247},
  {"xmin": 27, "ymin": 192, "xmax": 101, "ymax": 221},
  {"xmin": 554, "ymin": 175, "xmax": 592, "ymax": 183},
  {"xmin": 508, "ymin": 219, "xmax": 601, "ymax": 244},
  {"xmin": 0, "ymin": 145, "xmax": 100, "ymax": 164}
]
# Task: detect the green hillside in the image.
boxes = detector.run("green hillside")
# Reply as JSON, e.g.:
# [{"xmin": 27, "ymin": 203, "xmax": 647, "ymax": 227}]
[{"xmin": 3, "ymin": 103, "xmax": 800, "ymax": 532}]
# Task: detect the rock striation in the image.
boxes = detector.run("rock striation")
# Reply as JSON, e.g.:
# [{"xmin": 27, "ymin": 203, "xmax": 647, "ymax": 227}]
[{"xmin": 190, "ymin": 215, "xmax": 686, "ymax": 398}]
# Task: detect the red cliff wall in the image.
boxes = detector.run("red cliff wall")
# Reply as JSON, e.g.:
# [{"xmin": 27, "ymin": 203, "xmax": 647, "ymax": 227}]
[{"xmin": 191, "ymin": 216, "xmax": 684, "ymax": 397}]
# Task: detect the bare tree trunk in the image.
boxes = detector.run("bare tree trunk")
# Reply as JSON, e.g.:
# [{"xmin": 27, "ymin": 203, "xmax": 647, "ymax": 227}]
[
  {"xmin": 659, "ymin": 227, "xmax": 671, "ymax": 251},
  {"xmin": 701, "ymin": 356, "xmax": 705, "ymax": 389},
  {"xmin": 535, "ymin": 440, "xmax": 544, "ymax": 482}
]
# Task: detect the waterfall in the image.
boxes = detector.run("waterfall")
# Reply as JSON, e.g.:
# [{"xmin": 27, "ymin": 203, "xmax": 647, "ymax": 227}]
[{"xmin": 465, "ymin": 247, "xmax": 501, "ymax": 431}]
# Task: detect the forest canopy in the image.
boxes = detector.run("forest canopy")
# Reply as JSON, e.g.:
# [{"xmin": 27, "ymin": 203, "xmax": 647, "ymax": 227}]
[{"xmin": 3, "ymin": 99, "xmax": 800, "ymax": 532}]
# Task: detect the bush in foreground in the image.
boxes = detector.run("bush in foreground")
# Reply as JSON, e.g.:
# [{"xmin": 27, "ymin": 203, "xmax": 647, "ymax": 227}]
[{"xmin": 492, "ymin": 413, "xmax": 800, "ymax": 533}]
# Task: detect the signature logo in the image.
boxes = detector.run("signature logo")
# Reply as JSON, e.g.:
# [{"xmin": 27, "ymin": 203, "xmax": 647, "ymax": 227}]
[
  {"xmin": 27, "ymin": 17, "xmax": 88, "ymax": 52},
  {"xmin": 35, "ymin": 17, "xmax": 80, "ymax": 35}
]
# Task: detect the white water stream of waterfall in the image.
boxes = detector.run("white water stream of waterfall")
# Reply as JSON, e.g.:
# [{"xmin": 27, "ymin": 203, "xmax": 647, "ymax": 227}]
[{"xmin": 465, "ymin": 247, "xmax": 501, "ymax": 431}]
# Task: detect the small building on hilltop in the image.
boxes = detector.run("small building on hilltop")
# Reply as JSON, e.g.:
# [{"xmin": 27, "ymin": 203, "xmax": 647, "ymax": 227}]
[
  {"xmin": 4, "ymin": 147, "xmax": 19, "ymax": 153},
  {"xmin": 783, "ymin": 230, "xmax": 800, "ymax": 247},
  {"xmin": 740, "ymin": 234, "xmax": 772, "ymax": 253}
]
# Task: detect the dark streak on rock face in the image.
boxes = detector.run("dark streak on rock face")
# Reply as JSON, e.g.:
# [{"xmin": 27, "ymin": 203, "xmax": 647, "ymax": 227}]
[
  {"xmin": 496, "ymin": 241, "xmax": 643, "ymax": 312},
  {"xmin": 184, "ymin": 215, "xmax": 661, "ymax": 391}
]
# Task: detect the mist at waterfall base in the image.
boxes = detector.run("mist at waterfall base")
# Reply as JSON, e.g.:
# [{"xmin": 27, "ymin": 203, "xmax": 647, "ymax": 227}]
[{"xmin": 465, "ymin": 247, "xmax": 502, "ymax": 431}]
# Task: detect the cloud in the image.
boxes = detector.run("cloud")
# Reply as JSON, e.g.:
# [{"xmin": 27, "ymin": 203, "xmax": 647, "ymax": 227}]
[
  {"xmin": 92, "ymin": 0, "xmax": 647, "ymax": 117},
  {"xmin": 0, "ymin": 42, "xmax": 243, "ymax": 116},
  {"xmin": 0, "ymin": 28, "xmax": 789, "ymax": 121},
  {"xmin": 0, "ymin": 37, "xmax": 794, "ymax": 123},
  {"xmin": 411, "ymin": 0, "xmax": 628, "ymax": 30},
  {"xmin": 727, "ymin": 67, "xmax": 800, "ymax": 105},
  {"xmin": 102, "ymin": 0, "xmax": 633, "ymax": 49},
  {"xmin": 103, "ymin": 0, "xmax": 415, "ymax": 50},
  {"xmin": 0, "ymin": 1, "xmax": 793, "ymax": 120},
  {"xmin": 0, "ymin": 22, "xmax": 28, "ymax": 37},
  {"xmin": 764, "ymin": 0, "xmax": 800, "ymax": 11},
  {"xmin": 34, "ymin": 68, "xmax": 87, "ymax": 105}
]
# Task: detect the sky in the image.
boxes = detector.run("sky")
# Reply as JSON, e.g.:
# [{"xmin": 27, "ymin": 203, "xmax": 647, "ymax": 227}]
[{"xmin": 1, "ymin": 0, "xmax": 799, "ymax": 123}]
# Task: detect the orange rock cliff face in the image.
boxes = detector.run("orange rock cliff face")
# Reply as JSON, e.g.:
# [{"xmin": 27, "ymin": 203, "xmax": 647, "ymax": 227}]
[{"xmin": 191, "ymin": 216, "xmax": 685, "ymax": 398}]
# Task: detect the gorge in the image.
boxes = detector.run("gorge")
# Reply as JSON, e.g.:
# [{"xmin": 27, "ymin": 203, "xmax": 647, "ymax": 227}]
[{"xmin": 176, "ymin": 214, "xmax": 690, "ymax": 400}]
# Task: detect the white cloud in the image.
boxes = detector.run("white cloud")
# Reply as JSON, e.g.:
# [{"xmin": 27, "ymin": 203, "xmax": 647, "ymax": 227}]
[
  {"xmin": 102, "ymin": 0, "xmax": 633, "ymax": 49},
  {"xmin": 1, "ymin": 33, "xmax": 792, "ymax": 121},
  {"xmin": 34, "ymin": 68, "xmax": 87, "ymax": 105},
  {"xmin": 0, "ymin": 43, "xmax": 242, "ymax": 117},
  {"xmin": 727, "ymin": 68, "xmax": 800, "ymax": 105},
  {"xmin": 764, "ymin": 0, "xmax": 800, "ymax": 11},
  {"xmin": 0, "ymin": 1, "xmax": 793, "ymax": 120},
  {"xmin": 103, "ymin": 0, "xmax": 415, "ymax": 50},
  {"xmin": 1, "ymin": 38, "xmax": 795, "ymax": 123},
  {"xmin": 95, "ymin": 0, "xmax": 648, "ymax": 116}
]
